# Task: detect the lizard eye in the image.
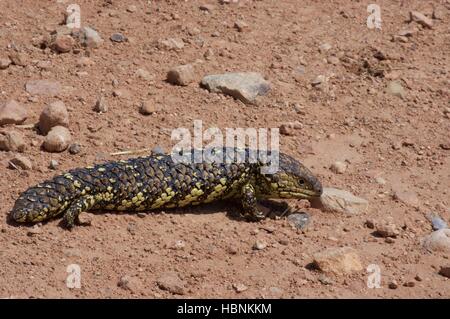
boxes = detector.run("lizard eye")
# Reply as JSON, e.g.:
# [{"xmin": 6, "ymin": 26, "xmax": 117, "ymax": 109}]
[{"xmin": 299, "ymin": 179, "xmax": 305, "ymax": 185}]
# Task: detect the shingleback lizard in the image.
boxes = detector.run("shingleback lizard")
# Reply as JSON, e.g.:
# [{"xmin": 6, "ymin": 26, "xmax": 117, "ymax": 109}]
[{"xmin": 10, "ymin": 148, "xmax": 322, "ymax": 229}]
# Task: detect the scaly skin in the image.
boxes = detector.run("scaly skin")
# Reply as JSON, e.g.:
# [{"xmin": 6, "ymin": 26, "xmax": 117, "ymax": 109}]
[{"xmin": 10, "ymin": 148, "xmax": 322, "ymax": 228}]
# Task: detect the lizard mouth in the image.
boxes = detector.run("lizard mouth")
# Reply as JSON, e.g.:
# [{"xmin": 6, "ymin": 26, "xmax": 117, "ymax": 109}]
[{"xmin": 279, "ymin": 189, "xmax": 322, "ymax": 199}]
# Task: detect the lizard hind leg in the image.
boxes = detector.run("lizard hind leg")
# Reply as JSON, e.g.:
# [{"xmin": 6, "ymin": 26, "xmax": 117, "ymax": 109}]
[{"xmin": 62, "ymin": 195, "xmax": 96, "ymax": 229}]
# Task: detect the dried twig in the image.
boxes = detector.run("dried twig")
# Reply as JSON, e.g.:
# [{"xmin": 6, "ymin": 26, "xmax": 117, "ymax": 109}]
[{"xmin": 110, "ymin": 148, "xmax": 153, "ymax": 156}]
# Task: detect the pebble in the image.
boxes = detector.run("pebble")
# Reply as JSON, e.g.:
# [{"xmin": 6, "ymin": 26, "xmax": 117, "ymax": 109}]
[
  {"xmin": 319, "ymin": 43, "xmax": 332, "ymax": 53},
  {"xmin": 287, "ymin": 212, "xmax": 311, "ymax": 229},
  {"xmin": 117, "ymin": 275, "xmax": 140, "ymax": 293},
  {"xmin": 392, "ymin": 188, "xmax": 419, "ymax": 207},
  {"xmin": 439, "ymin": 267, "xmax": 450, "ymax": 278},
  {"xmin": 312, "ymin": 187, "xmax": 369, "ymax": 215},
  {"xmin": 232, "ymin": 283, "xmax": 248, "ymax": 293},
  {"xmin": 25, "ymin": 80, "xmax": 61, "ymax": 96},
  {"xmin": 311, "ymin": 75, "xmax": 325, "ymax": 86},
  {"xmin": 49, "ymin": 159, "xmax": 59, "ymax": 170},
  {"xmin": 38, "ymin": 101, "xmax": 69, "ymax": 134},
  {"xmin": 388, "ymin": 280, "xmax": 398, "ymax": 289},
  {"xmin": 8, "ymin": 52, "xmax": 28, "ymax": 66},
  {"xmin": 43, "ymin": 126, "xmax": 72, "ymax": 152},
  {"xmin": 201, "ymin": 72, "xmax": 271, "ymax": 105},
  {"xmin": 312, "ymin": 247, "xmax": 363, "ymax": 275},
  {"xmin": 126, "ymin": 5, "xmax": 137, "ymax": 13},
  {"xmin": 375, "ymin": 177, "xmax": 386, "ymax": 185},
  {"xmin": 9, "ymin": 154, "xmax": 32, "ymax": 170},
  {"xmin": 135, "ymin": 68, "xmax": 153, "ymax": 81},
  {"xmin": 234, "ymin": 20, "xmax": 249, "ymax": 32},
  {"xmin": 80, "ymin": 26, "xmax": 104, "ymax": 48},
  {"xmin": 375, "ymin": 221, "xmax": 400, "ymax": 238},
  {"xmin": 167, "ymin": 64, "xmax": 196, "ymax": 86},
  {"xmin": 429, "ymin": 214, "xmax": 448, "ymax": 231},
  {"xmin": 199, "ymin": 4, "xmax": 215, "ymax": 12},
  {"xmin": 409, "ymin": 11, "xmax": 433, "ymax": 29},
  {"xmin": 26, "ymin": 225, "xmax": 41, "ymax": 236},
  {"xmin": 52, "ymin": 34, "xmax": 74, "ymax": 53},
  {"xmin": 386, "ymin": 81, "xmax": 405, "ymax": 99},
  {"xmin": 330, "ymin": 161, "xmax": 347, "ymax": 174},
  {"xmin": 0, "ymin": 131, "xmax": 26, "ymax": 152},
  {"xmin": 140, "ymin": 100, "xmax": 157, "ymax": 115},
  {"xmin": 253, "ymin": 240, "xmax": 267, "ymax": 250},
  {"xmin": 68, "ymin": 143, "xmax": 81, "ymax": 155},
  {"xmin": 110, "ymin": 33, "xmax": 126, "ymax": 43},
  {"xmin": 94, "ymin": 96, "xmax": 108, "ymax": 113},
  {"xmin": 76, "ymin": 57, "xmax": 95, "ymax": 67},
  {"xmin": 156, "ymin": 272, "xmax": 186, "ymax": 295},
  {"xmin": 422, "ymin": 229, "xmax": 450, "ymax": 253},
  {"xmin": 327, "ymin": 56, "xmax": 339, "ymax": 65},
  {"xmin": 151, "ymin": 146, "xmax": 165, "ymax": 155},
  {"xmin": 158, "ymin": 38, "xmax": 184, "ymax": 50},
  {"xmin": 0, "ymin": 57, "xmax": 11, "ymax": 70},
  {"xmin": 0, "ymin": 100, "xmax": 28, "ymax": 125},
  {"xmin": 279, "ymin": 122, "xmax": 302, "ymax": 136}
]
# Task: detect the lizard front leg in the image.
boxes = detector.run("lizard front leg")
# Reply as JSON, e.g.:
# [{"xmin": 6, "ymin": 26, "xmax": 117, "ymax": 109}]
[
  {"xmin": 241, "ymin": 183, "xmax": 266, "ymax": 221},
  {"xmin": 63, "ymin": 195, "xmax": 96, "ymax": 229}
]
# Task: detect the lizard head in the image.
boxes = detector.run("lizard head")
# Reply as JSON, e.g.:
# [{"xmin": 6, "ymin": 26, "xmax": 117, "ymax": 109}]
[{"xmin": 258, "ymin": 152, "xmax": 322, "ymax": 199}]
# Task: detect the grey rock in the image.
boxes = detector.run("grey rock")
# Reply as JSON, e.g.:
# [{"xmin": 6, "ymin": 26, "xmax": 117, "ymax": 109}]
[
  {"xmin": 312, "ymin": 187, "xmax": 369, "ymax": 215},
  {"xmin": 80, "ymin": 26, "xmax": 104, "ymax": 48},
  {"xmin": 68, "ymin": 143, "xmax": 81, "ymax": 154},
  {"xmin": 156, "ymin": 272, "xmax": 186, "ymax": 295},
  {"xmin": 43, "ymin": 126, "xmax": 72, "ymax": 152},
  {"xmin": 49, "ymin": 159, "xmax": 59, "ymax": 170},
  {"xmin": 25, "ymin": 80, "xmax": 61, "ymax": 96},
  {"xmin": 428, "ymin": 213, "xmax": 448, "ymax": 231},
  {"xmin": 0, "ymin": 131, "xmax": 26, "ymax": 152},
  {"xmin": 410, "ymin": 11, "xmax": 433, "ymax": 28},
  {"xmin": 0, "ymin": 58, "xmax": 11, "ymax": 70},
  {"xmin": 423, "ymin": 229, "xmax": 450, "ymax": 253},
  {"xmin": 201, "ymin": 72, "xmax": 270, "ymax": 104},
  {"xmin": 0, "ymin": 100, "xmax": 28, "ymax": 125},
  {"xmin": 287, "ymin": 212, "xmax": 311, "ymax": 229},
  {"xmin": 386, "ymin": 81, "xmax": 405, "ymax": 99},
  {"xmin": 9, "ymin": 154, "xmax": 32, "ymax": 170},
  {"xmin": 167, "ymin": 64, "xmax": 196, "ymax": 86},
  {"xmin": 110, "ymin": 33, "xmax": 126, "ymax": 43},
  {"xmin": 94, "ymin": 96, "xmax": 108, "ymax": 113}
]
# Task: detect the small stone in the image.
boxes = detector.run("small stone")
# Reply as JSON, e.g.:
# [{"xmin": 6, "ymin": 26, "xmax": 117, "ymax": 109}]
[
  {"xmin": 375, "ymin": 221, "xmax": 400, "ymax": 238},
  {"xmin": 76, "ymin": 57, "xmax": 95, "ymax": 67},
  {"xmin": 319, "ymin": 43, "xmax": 332, "ymax": 53},
  {"xmin": 39, "ymin": 101, "xmax": 69, "ymax": 134},
  {"xmin": 126, "ymin": 5, "xmax": 137, "ymax": 13},
  {"xmin": 80, "ymin": 26, "xmax": 103, "ymax": 48},
  {"xmin": 429, "ymin": 214, "xmax": 448, "ymax": 231},
  {"xmin": 253, "ymin": 240, "xmax": 267, "ymax": 250},
  {"xmin": 118, "ymin": 275, "xmax": 140, "ymax": 293},
  {"xmin": 388, "ymin": 280, "xmax": 398, "ymax": 289},
  {"xmin": 36, "ymin": 60, "xmax": 52, "ymax": 70},
  {"xmin": 94, "ymin": 96, "xmax": 108, "ymax": 113},
  {"xmin": 327, "ymin": 56, "xmax": 339, "ymax": 65},
  {"xmin": 318, "ymin": 274, "xmax": 333, "ymax": 285},
  {"xmin": 110, "ymin": 33, "xmax": 126, "ymax": 43},
  {"xmin": 375, "ymin": 177, "xmax": 386, "ymax": 185},
  {"xmin": 199, "ymin": 4, "xmax": 215, "ymax": 12},
  {"xmin": 151, "ymin": 146, "xmax": 165, "ymax": 155},
  {"xmin": 392, "ymin": 188, "xmax": 419, "ymax": 207},
  {"xmin": 410, "ymin": 11, "xmax": 433, "ymax": 29},
  {"xmin": 439, "ymin": 267, "xmax": 450, "ymax": 278},
  {"xmin": 8, "ymin": 52, "xmax": 28, "ymax": 66},
  {"xmin": 173, "ymin": 240, "xmax": 186, "ymax": 250},
  {"xmin": 386, "ymin": 81, "xmax": 405, "ymax": 99},
  {"xmin": 68, "ymin": 143, "xmax": 81, "ymax": 155},
  {"xmin": 414, "ymin": 274, "xmax": 423, "ymax": 282},
  {"xmin": 0, "ymin": 58, "xmax": 11, "ymax": 70},
  {"xmin": 232, "ymin": 283, "xmax": 248, "ymax": 293},
  {"xmin": 330, "ymin": 161, "xmax": 347, "ymax": 174},
  {"xmin": 312, "ymin": 247, "xmax": 363, "ymax": 275},
  {"xmin": 423, "ymin": 229, "xmax": 450, "ymax": 253},
  {"xmin": 398, "ymin": 29, "xmax": 416, "ymax": 37},
  {"xmin": 157, "ymin": 38, "xmax": 184, "ymax": 51},
  {"xmin": 53, "ymin": 35, "xmax": 74, "ymax": 53},
  {"xmin": 385, "ymin": 237, "xmax": 395, "ymax": 244},
  {"xmin": 287, "ymin": 212, "xmax": 311, "ymax": 229},
  {"xmin": 25, "ymin": 80, "xmax": 61, "ymax": 96},
  {"xmin": 43, "ymin": 126, "xmax": 72, "ymax": 152},
  {"xmin": 156, "ymin": 272, "xmax": 186, "ymax": 295},
  {"xmin": 0, "ymin": 131, "xmax": 26, "ymax": 152},
  {"xmin": 49, "ymin": 159, "xmax": 59, "ymax": 170},
  {"xmin": 127, "ymin": 222, "xmax": 137, "ymax": 235},
  {"xmin": 135, "ymin": 68, "xmax": 153, "ymax": 81},
  {"xmin": 167, "ymin": 64, "xmax": 196, "ymax": 86},
  {"xmin": 0, "ymin": 100, "xmax": 28, "ymax": 125},
  {"xmin": 279, "ymin": 122, "xmax": 302, "ymax": 136},
  {"xmin": 26, "ymin": 225, "xmax": 41, "ymax": 236},
  {"xmin": 201, "ymin": 72, "xmax": 271, "ymax": 105},
  {"xmin": 439, "ymin": 143, "xmax": 450, "ymax": 150},
  {"xmin": 365, "ymin": 219, "xmax": 375, "ymax": 229},
  {"xmin": 403, "ymin": 281, "xmax": 415, "ymax": 288},
  {"xmin": 234, "ymin": 20, "xmax": 249, "ymax": 32},
  {"xmin": 311, "ymin": 75, "xmax": 325, "ymax": 86},
  {"xmin": 312, "ymin": 187, "xmax": 369, "ymax": 215},
  {"xmin": 204, "ymin": 48, "xmax": 214, "ymax": 60},
  {"xmin": 9, "ymin": 154, "xmax": 32, "ymax": 170},
  {"xmin": 140, "ymin": 101, "xmax": 157, "ymax": 115}
]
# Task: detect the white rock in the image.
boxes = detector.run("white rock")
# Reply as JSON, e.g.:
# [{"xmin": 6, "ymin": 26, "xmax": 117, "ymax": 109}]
[
  {"xmin": 313, "ymin": 187, "xmax": 369, "ymax": 215},
  {"xmin": 423, "ymin": 229, "xmax": 450, "ymax": 253}
]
